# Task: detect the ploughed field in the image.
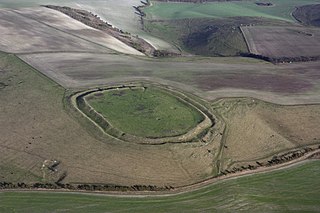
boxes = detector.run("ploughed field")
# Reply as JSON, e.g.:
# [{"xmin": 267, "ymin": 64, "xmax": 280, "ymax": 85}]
[
  {"xmin": 86, "ymin": 88, "xmax": 204, "ymax": 138},
  {"xmin": 0, "ymin": 3, "xmax": 319, "ymax": 102},
  {"xmin": 293, "ymin": 4, "xmax": 320, "ymax": 27},
  {"xmin": 241, "ymin": 26, "xmax": 320, "ymax": 62}
]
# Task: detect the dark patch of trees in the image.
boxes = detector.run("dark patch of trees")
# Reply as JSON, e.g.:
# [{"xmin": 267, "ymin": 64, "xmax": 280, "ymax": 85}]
[
  {"xmin": 241, "ymin": 52, "xmax": 320, "ymax": 64},
  {"xmin": 154, "ymin": 0, "xmax": 242, "ymax": 3},
  {"xmin": 0, "ymin": 181, "xmax": 174, "ymax": 192},
  {"xmin": 153, "ymin": 50, "xmax": 180, "ymax": 57},
  {"xmin": 219, "ymin": 146, "xmax": 319, "ymax": 176},
  {"xmin": 255, "ymin": 2, "xmax": 273, "ymax": 7}
]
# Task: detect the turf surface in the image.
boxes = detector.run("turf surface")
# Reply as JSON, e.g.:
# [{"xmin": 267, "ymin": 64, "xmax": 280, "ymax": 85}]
[
  {"xmin": 145, "ymin": 0, "xmax": 320, "ymax": 22},
  {"xmin": 87, "ymin": 88, "xmax": 204, "ymax": 138},
  {"xmin": 1, "ymin": 160, "xmax": 319, "ymax": 212}
]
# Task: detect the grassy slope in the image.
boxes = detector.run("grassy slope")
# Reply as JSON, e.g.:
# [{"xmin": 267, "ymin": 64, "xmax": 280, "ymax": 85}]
[
  {"xmin": 0, "ymin": 52, "xmax": 66, "ymax": 182},
  {"xmin": 145, "ymin": 0, "xmax": 320, "ymax": 22},
  {"xmin": 1, "ymin": 160, "xmax": 320, "ymax": 212},
  {"xmin": 212, "ymin": 98, "xmax": 320, "ymax": 170},
  {"xmin": 144, "ymin": 0, "xmax": 313, "ymax": 56},
  {"xmin": 145, "ymin": 19, "xmax": 249, "ymax": 56},
  {"xmin": 0, "ymin": 51, "xmax": 220, "ymax": 187},
  {"xmin": 87, "ymin": 88, "xmax": 203, "ymax": 138}
]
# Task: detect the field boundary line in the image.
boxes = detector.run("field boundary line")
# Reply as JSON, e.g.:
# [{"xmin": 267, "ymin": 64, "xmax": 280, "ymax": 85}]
[{"xmin": 1, "ymin": 150, "xmax": 319, "ymax": 198}]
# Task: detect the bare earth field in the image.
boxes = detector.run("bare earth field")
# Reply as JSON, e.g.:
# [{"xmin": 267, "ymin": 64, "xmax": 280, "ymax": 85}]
[
  {"xmin": 242, "ymin": 26, "xmax": 320, "ymax": 61},
  {"xmin": 19, "ymin": 52, "xmax": 320, "ymax": 105},
  {"xmin": 0, "ymin": 7, "xmax": 319, "ymax": 105},
  {"xmin": 0, "ymin": 7, "xmax": 142, "ymax": 55},
  {"xmin": 11, "ymin": 0, "xmax": 175, "ymax": 51},
  {"xmin": 293, "ymin": 4, "xmax": 320, "ymax": 27}
]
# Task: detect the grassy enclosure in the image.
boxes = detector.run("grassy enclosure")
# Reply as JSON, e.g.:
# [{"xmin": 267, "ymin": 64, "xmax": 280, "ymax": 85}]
[{"xmin": 86, "ymin": 87, "xmax": 204, "ymax": 138}]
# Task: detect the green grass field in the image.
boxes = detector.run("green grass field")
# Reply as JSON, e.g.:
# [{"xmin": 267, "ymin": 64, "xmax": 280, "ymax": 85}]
[
  {"xmin": 87, "ymin": 88, "xmax": 204, "ymax": 138},
  {"xmin": 145, "ymin": 0, "xmax": 320, "ymax": 22},
  {"xmin": 1, "ymin": 160, "xmax": 319, "ymax": 212},
  {"xmin": 143, "ymin": 0, "xmax": 319, "ymax": 56}
]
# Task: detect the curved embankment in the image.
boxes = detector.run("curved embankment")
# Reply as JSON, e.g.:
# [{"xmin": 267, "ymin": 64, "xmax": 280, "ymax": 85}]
[
  {"xmin": 70, "ymin": 83, "xmax": 216, "ymax": 144},
  {"xmin": 292, "ymin": 4, "xmax": 320, "ymax": 27}
]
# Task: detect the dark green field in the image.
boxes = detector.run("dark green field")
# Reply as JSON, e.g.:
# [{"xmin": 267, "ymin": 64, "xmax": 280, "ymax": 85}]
[
  {"xmin": 143, "ymin": 0, "xmax": 320, "ymax": 56},
  {"xmin": 87, "ymin": 88, "xmax": 204, "ymax": 138},
  {"xmin": 145, "ymin": 0, "xmax": 320, "ymax": 22},
  {"xmin": 144, "ymin": 17, "xmax": 285, "ymax": 56},
  {"xmin": 1, "ymin": 160, "xmax": 319, "ymax": 213}
]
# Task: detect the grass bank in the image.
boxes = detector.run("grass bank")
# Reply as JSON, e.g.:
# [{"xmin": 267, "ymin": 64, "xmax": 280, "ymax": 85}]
[{"xmin": 1, "ymin": 160, "xmax": 319, "ymax": 212}]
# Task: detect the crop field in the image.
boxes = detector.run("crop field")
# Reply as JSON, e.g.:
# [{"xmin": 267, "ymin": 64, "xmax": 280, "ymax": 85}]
[
  {"xmin": 19, "ymin": 52, "xmax": 320, "ymax": 104},
  {"xmin": 293, "ymin": 4, "xmax": 320, "ymax": 27},
  {"xmin": 145, "ymin": 0, "xmax": 320, "ymax": 22},
  {"xmin": 0, "ymin": 4, "xmax": 319, "ymax": 104},
  {"xmin": 0, "ymin": 0, "xmax": 143, "ymax": 34},
  {"xmin": 86, "ymin": 88, "xmax": 204, "ymax": 138},
  {"xmin": 1, "ymin": 160, "xmax": 320, "ymax": 212},
  {"xmin": 46, "ymin": 0, "xmax": 178, "ymax": 51},
  {"xmin": 0, "ymin": 7, "xmax": 142, "ymax": 55},
  {"xmin": 242, "ymin": 26, "xmax": 320, "ymax": 60}
]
